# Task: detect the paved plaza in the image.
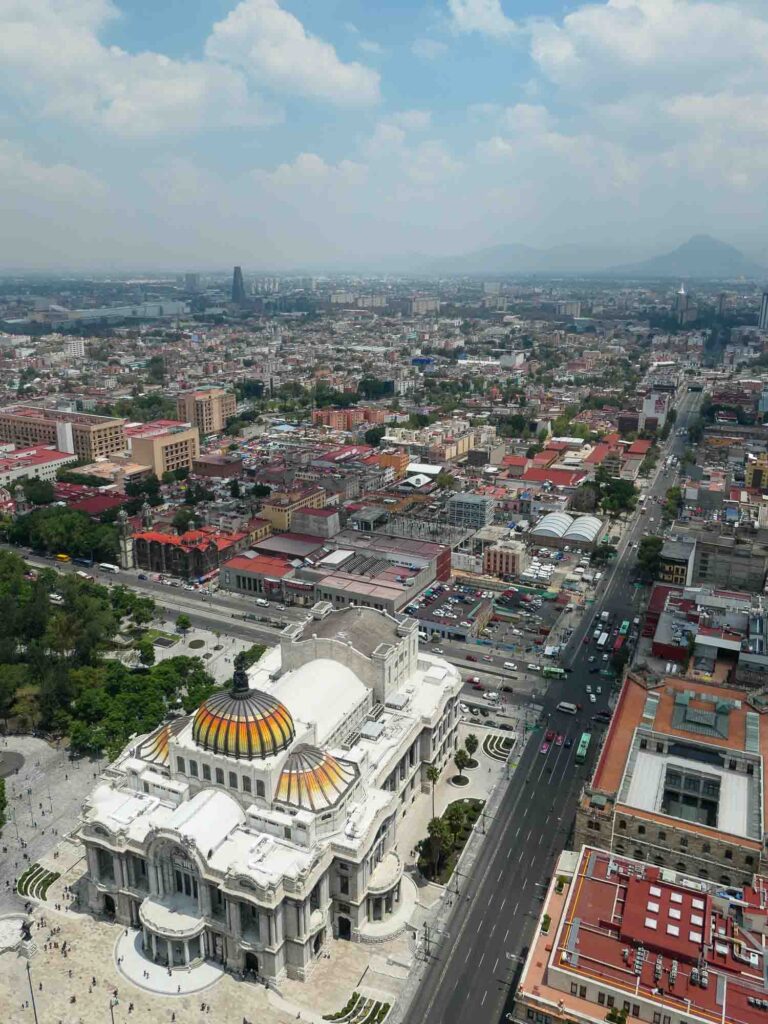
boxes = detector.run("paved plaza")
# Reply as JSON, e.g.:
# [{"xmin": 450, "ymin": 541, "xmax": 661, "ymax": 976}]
[{"xmin": 0, "ymin": 726, "xmax": 513, "ymax": 1024}]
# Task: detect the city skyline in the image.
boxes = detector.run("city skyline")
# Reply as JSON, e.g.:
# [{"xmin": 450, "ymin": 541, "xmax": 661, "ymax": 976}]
[{"xmin": 1, "ymin": 0, "xmax": 768, "ymax": 270}]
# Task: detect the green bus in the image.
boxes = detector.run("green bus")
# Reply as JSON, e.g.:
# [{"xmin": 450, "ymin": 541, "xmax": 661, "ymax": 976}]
[
  {"xmin": 575, "ymin": 732, "xmax": 591, "ymax": 765},
  {"xmin": 619, "ymin": 620, "xmax": 630, "ymax": 636},
  {"xmin": 542, "ymin": 666, "xmax": 566, "ymax": 679}
]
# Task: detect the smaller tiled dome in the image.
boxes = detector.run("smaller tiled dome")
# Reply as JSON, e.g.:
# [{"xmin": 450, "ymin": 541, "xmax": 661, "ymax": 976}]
[{"xmin": 275, "ymin": 744, "xmax": 357, "ymax": 812}]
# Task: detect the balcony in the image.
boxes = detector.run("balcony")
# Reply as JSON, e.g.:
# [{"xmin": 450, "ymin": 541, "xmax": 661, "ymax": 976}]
[{"xmin": 368, "ymin": 851, "xmax": 402, "ymax": 896}]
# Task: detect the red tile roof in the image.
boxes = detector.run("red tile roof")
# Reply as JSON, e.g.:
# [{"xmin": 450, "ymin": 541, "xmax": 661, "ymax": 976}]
[{"xmin": 520, "ymin": 467, "xmax": 587, "ymax": 487}]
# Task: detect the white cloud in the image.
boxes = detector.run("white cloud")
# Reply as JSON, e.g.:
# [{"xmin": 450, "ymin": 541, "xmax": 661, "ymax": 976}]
[
  {"xmin": 0, "ymin": 138, "xmax": 105, "ymax": 197},
  {"xmin": 388, "ymin": 110, "xmax": 432, "ymax": 131},
  {"xmin": 411, "ymin": 38, "xmax": 448, "ymax": 60},
  {"xmin": 0, "ymin": 0, "xmax": 275, "ymax": 134},
  {"xmin": 254, "ymin": 152, "xmax": 368, "ymax": 188},
  {"xmin": 205, "ymin": 0, "xmax": 380, "ymax": 106},
  {"xmin": 448, "ymin": 0, "xmax": 517, "ymax": 38}
]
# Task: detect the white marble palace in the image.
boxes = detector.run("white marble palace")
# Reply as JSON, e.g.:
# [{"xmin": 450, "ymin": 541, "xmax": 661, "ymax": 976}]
[{"xmin": 78, "ymin": 603, "xmax": 462, "ymax": 983}]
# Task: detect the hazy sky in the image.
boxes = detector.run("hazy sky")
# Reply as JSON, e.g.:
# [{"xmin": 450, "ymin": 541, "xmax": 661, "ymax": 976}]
[{"xmin": 1, "ymin": 0, "xmax": 767, "ymax": 270}]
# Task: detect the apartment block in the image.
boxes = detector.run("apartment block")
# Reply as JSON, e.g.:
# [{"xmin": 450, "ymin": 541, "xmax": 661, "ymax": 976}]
[
  {"xmin": 574, "ymin": 672, "xmax": 766, "ymax": 886},
  {"xmin": 126, "ymin": 420, "xmax": 200, "ymax": 477},
  {"xmin": 0, "ymin": 405, "xmax": 126, "ymax": 462},
  {"xmin": 175, "ymin": 388, "xmax": 237, "ymax": 436},
  {"xmin": 259, "ymin": 486, "xmax": 327, "ymax": 532},
  {"xmin": 512, "ymin": 845, "xmax": 768, "ymax": 1024},
  {"xmin": 446, "ymin": 492, "xmax": 496, "ymax": 530}
]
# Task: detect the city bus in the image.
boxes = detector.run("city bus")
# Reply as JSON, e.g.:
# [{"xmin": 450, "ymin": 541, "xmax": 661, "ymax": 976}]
[
  {"xmin": 98, "ymin": 562, "xmax": 120, "ymax": 574},
  {"xmin": 613, "ymin": 636, "xmax": 625, "ymax": 654},
  {"xmin": 543, "ymin": 666, "xmax": 566, "ymax": 679},
  {"xmin": 619, "ymin": 620, "xmax": 630, "ymax": 636},
  {"xmin": 575, "ymin": 732, "xmax": 591, "ymax": 765},
  {"xmin": 596, "ymin": 632, "xmax": 609, "ymax": 649},
  {"xmin": 556, "ymin": 701, "xmax": 578, "ymax": 715}
]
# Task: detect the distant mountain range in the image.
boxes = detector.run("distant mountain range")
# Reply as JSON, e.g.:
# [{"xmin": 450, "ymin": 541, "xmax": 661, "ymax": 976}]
[
  {"xmin": 609, "ymin": 235, "xmax": 766, "ymax": 279},
  {"xmin": 413, "ymin": 234, "xmax": 765, "ymax": 280}
]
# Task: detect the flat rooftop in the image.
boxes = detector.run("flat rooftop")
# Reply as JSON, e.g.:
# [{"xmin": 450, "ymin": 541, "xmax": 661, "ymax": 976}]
[
  {"xmin": 520, "ymin": 847, "xmax": 768, "ymax": 1024},
  {"xmin": 293, "ymin": 606, "xmax": 406, "ymax": 659}
]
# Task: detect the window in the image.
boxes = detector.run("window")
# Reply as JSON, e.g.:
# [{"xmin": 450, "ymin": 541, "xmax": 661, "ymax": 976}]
[
  {"xmin": 216, "ymin": 768, "xmax": 224, "ymax": 785},
  {"xmin": 256, "ymin": 780, "xmax": 265, "ymax": 798},
  {"xmin": 339, "ymin": 862, "xmax": 349, "ymax": 873},
  {"xmin": 202, "ymin": 764, "xmax": 211, "ymax": 781},
  {"xmin": 663, "ymin": 1016, "xmax": 670, "ymax": 1024},
  {"xmin": 189, "ymin": 761, "xmax": 198, "ymax": 778},
  {"xmin": 656, "ymin": 742, "xmax": 664, "ymax": 753},
  {"xmin": 618, "ymin": 820, "xmax": 627, "ymax": 831},
  {"xmin": 623, "ymin": 1002, "xmax": 630, "ymax": 1013},
  {"xmin": 579, "ymin": 986, "xmax": 587, "ymax": 999},
  {"xmin": 679, "ymin": 837, "xmax": 688, "ymax": 848},
  {"xmin": 632, "ymin": 1006, "xmax": 640, "ymax": 1017},
  {"xmin": 638, "ymin": 825, "xmax": 646, "ymax": 835},
  {"xmin": 724, "ymin": 850, "xmax": 732, "ymax": 860},
  {"xmin": 653, "ymin": 1014, "xmax": 661, "ymax": 1024},
  {"xmin": 607, "ymin": 997, "xmax": 615, "ymax": 1008},
  {"xmin": 658, "ymin": 830, "xmax": 666, "ymax": 841},
  {"xmin": 284, "ymin": 826, "xmax": 292, "ymax": 841},
  {"xmin": 588, "ymin": 821, "xmax": 601, "ymax": 831},
  {"xmin": 177, "ymin": 756, "xmax": 185, "ymax": 773},
  {"xmin": 242, "ymin": 777, "xmax": 251, "ymax": 793},
  {"xmin": 702, "ymin": 842, "xmax": 710, "ymax": 853},
  {"xmin": 570, "ymin": 984, "xmax": 578, "ymax": 996},
  {"xmin": 598, "ymin": 993, "xmax": 606, "ymax": 1006},
  {"xmin": 746, "ymin": 855, "xmax": 754, "ymax": 866},
  {"xmin": 339, "ymin": 877, "xmax": 349, "ymax": 895},
  {"xmin": 640, "ymin": 738, "xmax": 647, "ymax": 750},
  {"xmin": 229, "ymin": 772, "xmax": 238, "ymax": 789}
]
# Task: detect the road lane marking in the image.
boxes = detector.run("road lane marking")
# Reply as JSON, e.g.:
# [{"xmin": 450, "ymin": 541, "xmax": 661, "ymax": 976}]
[
  {"xmin": 515, "ymin": 826, "xmax": 520, "ymax": 837},
  {"xmin": 493, "ymin": 957, "xmax": 499, "ymax": 973},
  {"xmin": 481, "ymin": 991, "xmax": 487, "ymax": 1007},
  {"xmin": 479, "ymin": 953, "xmax": 485, "ymax": 966},
  {"xmin": 498, "ymin": 870, "xmax": 503, "ymax": 882},
  {"xmin": 513, "ymin": 902, "xmax": 518, "ymax": 915},
  {"xmin": 465, "ymin": 950, "xmax": 471, "ymax": 962},
  {"xmin": 500, "ymin": 898, "xmax": 506, "ymax": 911}
]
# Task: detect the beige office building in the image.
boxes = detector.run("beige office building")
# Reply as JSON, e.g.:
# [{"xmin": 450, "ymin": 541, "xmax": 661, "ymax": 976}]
[
  {"xmin": 127, "ymin": 421, "xmax": 200, "ymax": 477},
  {"xmin": 0, "ymin": 406, "xmax": 126, "ymax": 462},
  {"xmin": 176, "ymin": 389, "xmax": 237, "ymax": 437}
]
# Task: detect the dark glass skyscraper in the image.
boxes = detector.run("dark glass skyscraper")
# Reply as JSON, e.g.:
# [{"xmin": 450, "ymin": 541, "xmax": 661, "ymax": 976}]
[{"xmin": 231, "ymin": 265, "xmax": 246, "ymax": 305}]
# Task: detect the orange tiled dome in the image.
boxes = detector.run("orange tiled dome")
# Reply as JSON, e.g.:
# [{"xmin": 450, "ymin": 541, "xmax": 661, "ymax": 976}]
[
  {"xmin": 192, "ymin": 668, "xmax": 295, "ymax": 760},
  {"xmin": 275, "ymin": 744, "xmax": 357, "ymax": 811}
]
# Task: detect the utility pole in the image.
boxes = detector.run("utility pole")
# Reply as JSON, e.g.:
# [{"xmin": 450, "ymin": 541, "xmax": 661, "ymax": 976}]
[
  {"xmin": 26, "ymin": 962, "xmax": 39, "ymax": 1024},
  {"xmin": 423, "ymin": 921, "xmax": 431, "ymax": 960}
]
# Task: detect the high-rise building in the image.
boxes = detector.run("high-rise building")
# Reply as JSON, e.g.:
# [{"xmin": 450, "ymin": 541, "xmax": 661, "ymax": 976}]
[
  {"xmin": 758, "ymin": 289, "xmax": 768, "ymax": 331},
  {"xmin": 184, "ymin": 273, "xmax": 200, "ymax": 293},
  {"xmin": 231, "ymin": 266, "xmax": 246, "ymax": 305},
  {"xmin": 176, "ymin": 388, "xmax": 237, "ymax": 437}
]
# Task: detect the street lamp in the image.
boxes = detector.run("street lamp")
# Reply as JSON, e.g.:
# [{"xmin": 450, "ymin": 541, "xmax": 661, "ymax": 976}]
[
  {"xmin": 109, "ymin": 996, "xmax": 119, "ymax": 1023},
  {"xmin": 25, "ymin": 962, "xmax": 39, "ymax": 1024}
]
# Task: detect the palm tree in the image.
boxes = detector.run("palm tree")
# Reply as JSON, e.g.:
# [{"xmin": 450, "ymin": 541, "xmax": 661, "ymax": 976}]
[
  {"xmin": 464, "ymin": 734, "xmax": 479, "ymax": 765},
  {"xmin": 454, "ymin": 749, "xmax": 470, "ymax": 783},
  {"xmin": 426, "ymin": 764, "xmax": 440, "ymax": 819}
]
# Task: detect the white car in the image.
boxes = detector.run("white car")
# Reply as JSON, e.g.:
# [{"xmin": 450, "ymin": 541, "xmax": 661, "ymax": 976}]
[
  {"xmin": 459, "ymin": 703, "xmax": 469, "ymax": 713},
  {"xmin": 433, "ymin": 647, "xmax": 444, "ymax": 654},
  {"xmin": 588, "ymin": 655, "xmax": 596, "ymax": 663},
  {"xmin": 589, "ymin": 693, "xmax": 597, "ymax": 703},
  {"xmin": 585, "ymin": 684, "xmax": 592, "ymax": 693},
  {"xmin": 527, "ymin": 663, "xmax": 539, "ymax": 672},
  {"xmin": 504, "ymin": 661, "xmax": 518, "ymax": 670}
]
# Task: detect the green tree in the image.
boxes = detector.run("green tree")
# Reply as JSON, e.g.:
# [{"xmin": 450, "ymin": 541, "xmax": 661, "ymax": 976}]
[
  {"xmin": 251, "ymin": 483, "xmax": 271, "ymax": 498},
  {"xmin": 172, "ymin": 508, "xmax": 196, "ymax": 533},
  {"xmin": 175, "ymin": 613, "xmax": 191, "ymax": 634},
  {"xmin": 426, "ymin": 764, "xmax": 440, "ymax": 819},
  {"xmin": 229, "ymin": 478, "xmax": 241, "ymax": 498},
  {"xmin": 22, "ymin": 478, "xmax": 55, "ymax": 505},
  {"xmin": 464, "ymin": 734, "xmax": 479, "ymax": 762},
  {"xmin": 364, "ymin": 425, "xmax": 386, "ymax": 447},
  {"xmin": 453, "ymin": 748, "xmax": 470, "ymax": 782},
  {"xmin": 444, "ymin": 801, "xmax": 466, "ymax": 846},
  {"xmin": 425, "ymin": 816, "xmax": 452, "ymax": 878},
  {"xmin": 137, "ymin": 639, "xmax": 155, "ymax": 667},
  {"xmin": 435, "ymin": 471, "xmax": 456, "ymax": 490},
  {"xmin": 637, "ymin": 535, "xmax": 664, "ymax": 579}
]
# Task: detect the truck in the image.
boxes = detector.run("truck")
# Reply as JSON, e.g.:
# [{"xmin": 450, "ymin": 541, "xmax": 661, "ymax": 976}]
[{"xmin": 600, "ymin": 610, "xmax": 610, "ymax": 623}]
